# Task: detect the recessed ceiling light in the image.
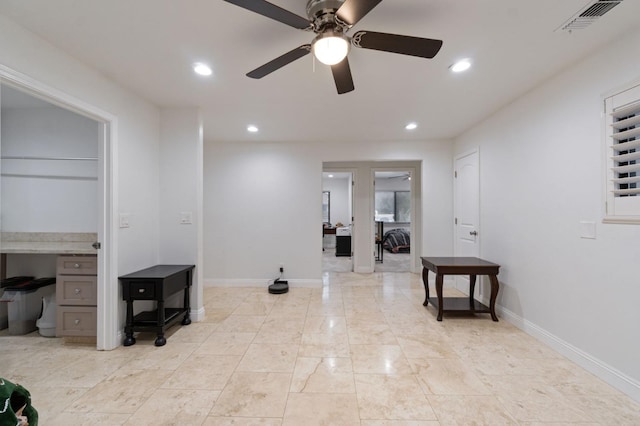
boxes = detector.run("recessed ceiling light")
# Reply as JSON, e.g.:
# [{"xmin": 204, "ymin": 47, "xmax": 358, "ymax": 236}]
[
  {"xmin": 328, "ymin": 174, "xmax": 334, "ymax": 178},
  {"xmin": 193, "ymin": 62, "xmax": 212, "ymax": 76},
  {"xmin": 405, "ymin": 122, "xmax": 418, "ymax": 130},
  {"xmin": 247, "ymin": 125, "xmax": 259, "ymax": 133},
  {"xmin": 450, "ymin": 58, "xmax": 471, "ymax": 73}
]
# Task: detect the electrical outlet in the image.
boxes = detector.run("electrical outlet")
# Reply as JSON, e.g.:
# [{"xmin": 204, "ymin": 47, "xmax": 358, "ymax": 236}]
[{"xmin": 279, "ymin": 264, "xmax": 284, "ymax": 273}]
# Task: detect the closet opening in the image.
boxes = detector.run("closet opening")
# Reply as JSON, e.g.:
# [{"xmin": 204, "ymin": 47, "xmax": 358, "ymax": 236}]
[{"xmin": 0, "ymin": 73, "xmax": 115, "ymax": 350}]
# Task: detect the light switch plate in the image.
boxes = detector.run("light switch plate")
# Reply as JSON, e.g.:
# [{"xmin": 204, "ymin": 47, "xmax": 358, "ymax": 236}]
[
  {"xmin": 180, "ymin": 211, "xmax": 193, "ymax": 224},
  {"xmin": 579, "ymin": 221, "xmax": 596, "ymax": 239},
  {"xmin": 119, "ymin": 213, "xmax": 130, "ymax": 228}
]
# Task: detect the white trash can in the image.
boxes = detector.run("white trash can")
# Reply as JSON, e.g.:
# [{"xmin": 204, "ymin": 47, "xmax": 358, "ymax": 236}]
[{"xmin": 36, "ymin": 292, "xmax": 57, "ymax": 337}]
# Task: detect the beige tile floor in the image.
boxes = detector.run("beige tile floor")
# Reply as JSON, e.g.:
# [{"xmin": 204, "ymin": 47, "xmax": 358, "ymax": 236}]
[{"xmin": 2, "ymin": 271, "xmax": 640, "ymax": 425}]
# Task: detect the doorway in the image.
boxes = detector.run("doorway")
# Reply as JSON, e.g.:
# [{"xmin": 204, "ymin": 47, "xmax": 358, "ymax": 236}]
[
  {"xmin": 0, "ymin": 71, "xmax": 115, "ymax": 350},
  {"xmin": 373, "ymin": 170, "xmax": 412, "ymax": 272},
  {"xmin": 321, "ymin": 170, "xmax": 354, "ymax": 272}
]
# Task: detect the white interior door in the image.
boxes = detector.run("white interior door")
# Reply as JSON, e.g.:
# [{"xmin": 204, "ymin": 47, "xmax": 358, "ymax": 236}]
[{"xmin": 454, "ymin": 150, "xmax": 480, "ymax": 293}]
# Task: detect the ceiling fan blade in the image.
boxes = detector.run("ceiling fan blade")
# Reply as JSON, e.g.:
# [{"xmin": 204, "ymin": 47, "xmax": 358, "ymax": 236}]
[
  {"xmin": 247, "ymin": 45, "xmax": 311, "ymax": 79},
  {"xmin": 223, "ymin": 0, "xmax": 311, "ymax": 30},
  {"xmin": 352, "ymin": 31, "xmax": 443, "ymax": 58},
  {"xmin": 331, "ymin": 57, "xmax": 355, "ymax": 94},
  {"xmin": 336, "ymin": 0, "xmax": 383, "ymax": 27}
]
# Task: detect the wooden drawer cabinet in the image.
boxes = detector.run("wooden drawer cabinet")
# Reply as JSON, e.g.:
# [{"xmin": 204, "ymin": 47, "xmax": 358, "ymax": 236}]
[
  {"xmin": 57, "ymin": 256, "xmax": 98, "ymax": 275},
  {"xmin": 57, "ymin": 306, "xmax": 97, "ymax": 336},
  {"xmin": 56, "ymin": 255, "xmax": 97, "ymax": 337},
  {"xmin": 57, "ymin": 276, "xmax": 97, "ymax": 305}
]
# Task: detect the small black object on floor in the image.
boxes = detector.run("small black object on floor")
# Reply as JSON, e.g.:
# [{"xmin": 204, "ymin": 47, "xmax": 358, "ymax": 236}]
[{"xmin": 268, "ymin": 279, "xmax": 289, "ymax": 294}]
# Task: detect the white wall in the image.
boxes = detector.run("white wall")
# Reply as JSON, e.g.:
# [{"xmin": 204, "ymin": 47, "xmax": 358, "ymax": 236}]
[
  {"xmin": 454, "ymin": 27, "xmax": 640, "ymax": 400},
  {"xmin": 322, "ymin": 176, "xmax": 350, "ymax": 226},
  {"xmin": 158, "ymin": 108, "xmax": 204, "ymax": 319},
  {"xmin": 1, "ymin": 105, "xmax": 98, "ymax": 232},
  {"xmin": 204, "ymin": 141, "xmax": 322, "ymax": 283},
  {"xmin": 204, "ymin": 139, "xmax": 452, "ymax": 283}
]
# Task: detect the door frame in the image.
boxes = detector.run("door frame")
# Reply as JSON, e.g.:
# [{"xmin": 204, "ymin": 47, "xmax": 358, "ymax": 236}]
[
  {"xmin": 322, "ymin": 167, "xmax": 356, "ymax": 272},
  {"xmin": 1, "ymin": 65, "xmax": 118, "ymax": 350},
  {"xmin": 453, "ymin": 148, "xmax": 480, "ymax": 294},
  {"xmin": 372, "ymin": 166, "xmax": 419, "ymax": 273}
]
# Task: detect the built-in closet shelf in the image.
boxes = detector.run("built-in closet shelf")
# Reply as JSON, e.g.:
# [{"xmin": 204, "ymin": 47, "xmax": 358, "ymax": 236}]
[
  {"xmin": 1, "ymin": 156, "xmax": 98, "ymax": 161},
  {"xmin": 1, "ymin": 155, "xmax": 98, "ymax": 180},
  {"xmin": 0, "ymin": 232, "xmax": 98, "ymax": 254}
]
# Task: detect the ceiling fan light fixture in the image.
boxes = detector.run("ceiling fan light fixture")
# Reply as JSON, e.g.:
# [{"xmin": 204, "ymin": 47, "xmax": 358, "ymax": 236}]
[{"xmin": 312, "ymin": 32, "xmax": 350, "ymax": 65}]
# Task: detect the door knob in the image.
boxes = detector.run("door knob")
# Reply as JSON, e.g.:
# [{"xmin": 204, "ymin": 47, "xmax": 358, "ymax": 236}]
[{"xmin": 469, "ymin": 231, "xmax": 478, "ymax": 236}]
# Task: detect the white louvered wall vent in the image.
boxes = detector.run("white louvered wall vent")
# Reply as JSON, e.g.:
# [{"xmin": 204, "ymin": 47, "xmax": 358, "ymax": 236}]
[{"xmin": 557, "ymin": 0, "xmax": 623, "ymax": 32}]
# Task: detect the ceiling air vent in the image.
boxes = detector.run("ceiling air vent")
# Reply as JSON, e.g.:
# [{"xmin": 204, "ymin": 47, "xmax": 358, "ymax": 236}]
[{"xmin": 557, "ymin": 0, "xmax": 623, "ymax": 32}]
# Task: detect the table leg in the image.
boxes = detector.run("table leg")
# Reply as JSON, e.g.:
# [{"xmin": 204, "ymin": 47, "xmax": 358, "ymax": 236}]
[
  {"xmin": 155, "ymin": 300, "xmax": 167, "ymax": 346},
  {"xmin": 436, "ymin": 273, "xmax": 444, "ymax": 321},
  {"xmin": 182, "ymin": 284, "xmax": 192, "ymax": 326},
  {"xmin": 469, "ymin": 275, "xmax": 477, "ymax": 301},
  {"xmin": 488, "ymin": 274, "xmax": 500, "ymax": 322},
  {"xmin": 422, "ymin": 267, "xmax": 430, "ymax": 306},
  {"xmin": 123, "ymin": 300, "xmax": 136, "ymax": 346}
]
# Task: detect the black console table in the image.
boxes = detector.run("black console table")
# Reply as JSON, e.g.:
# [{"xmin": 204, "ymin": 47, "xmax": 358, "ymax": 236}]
[{"xmin": 119, "ymin": 264, "xmax": 194, "ymax": 346}]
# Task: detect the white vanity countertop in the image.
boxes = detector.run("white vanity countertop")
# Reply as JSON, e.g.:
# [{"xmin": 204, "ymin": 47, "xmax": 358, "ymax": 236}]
[{"xmin": 0, "ymin": 232, "xmax": 98, "ymax": 254}]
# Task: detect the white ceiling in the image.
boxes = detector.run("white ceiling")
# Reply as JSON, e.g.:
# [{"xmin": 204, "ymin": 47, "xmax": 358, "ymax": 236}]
[{"xmin": 1, "ymin": 0, "xmax": 638, "ymax": 144}]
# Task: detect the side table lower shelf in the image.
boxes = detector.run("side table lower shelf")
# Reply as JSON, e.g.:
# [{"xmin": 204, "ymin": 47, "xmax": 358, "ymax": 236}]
[
  {"xmin": 132, "ymin": 308, "xmax": 186, "ymax": 326},
  {"xmin": 426, "ymin": 297, "xmax": 491, "ymax": 316},
  {"xmin": 124, "ymin": 308, "xmax": 189, "ymax": 346}
]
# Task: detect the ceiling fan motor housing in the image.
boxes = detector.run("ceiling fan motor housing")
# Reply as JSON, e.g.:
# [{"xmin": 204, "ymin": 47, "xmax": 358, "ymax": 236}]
[{"xmin": 306, "ymin": 0, "xmax": 347, "ymax": 32}]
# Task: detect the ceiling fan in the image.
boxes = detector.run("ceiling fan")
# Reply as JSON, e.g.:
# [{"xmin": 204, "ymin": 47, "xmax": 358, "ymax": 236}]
[{"xmin": 223, "ymin": 0, "xmax": 443, "ymax": 94}]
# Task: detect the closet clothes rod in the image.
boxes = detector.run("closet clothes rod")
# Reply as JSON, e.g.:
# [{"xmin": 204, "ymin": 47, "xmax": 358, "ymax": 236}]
[
  {"xmin": 0, "ymin": 155, "xmax": 98, "ymax": 161},
  {"xmin": 0, "ymin": 173, "xmax": 98, "ymax": 181}
]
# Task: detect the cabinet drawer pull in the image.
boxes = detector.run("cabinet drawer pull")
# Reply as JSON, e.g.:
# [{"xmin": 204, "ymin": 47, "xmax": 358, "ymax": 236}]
[
  {"xmin": 74, "ymin": 288, "xmax": 81, "ymax": 294},
  {"xmin": 74, "ymin": 319, "xmax": 81, "ymax": 325},
  {"xmin": 74, "ymin": 263, "xmax": 81, "ymax": 269},
  {"xmin": 138, "ymin": 288, "xmax": 145, "ymax": 293}
]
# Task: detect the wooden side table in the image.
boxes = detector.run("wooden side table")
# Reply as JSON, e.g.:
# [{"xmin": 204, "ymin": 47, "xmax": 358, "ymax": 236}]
[
  {"xmin": 421, "ymin": 257, "xmax": 500, "ymax": 321},
  {"xmin": 119, "ymin": 264, "xmax": 194, "ymax": 346}
]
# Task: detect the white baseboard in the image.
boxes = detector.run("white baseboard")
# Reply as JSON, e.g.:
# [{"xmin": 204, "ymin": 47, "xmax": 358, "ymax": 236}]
[
  {"xmin": 489, "ymin": 300, "xmax": 640, "ymax": 403},
  {"xmin": 190, "ymin": 306, "xmax": 206, "ymax": 322},
  {"xmin": 204, "ymin": 278, "xmax": 322, "ymax": 288}
]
